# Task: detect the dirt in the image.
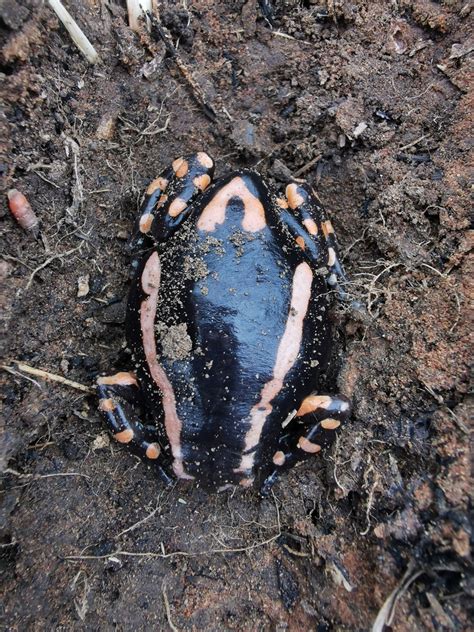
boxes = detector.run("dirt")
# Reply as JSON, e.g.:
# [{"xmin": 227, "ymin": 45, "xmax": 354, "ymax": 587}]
[{"xmin": 1, "ymin": 0, "xmax": 472, "ymax": 630}]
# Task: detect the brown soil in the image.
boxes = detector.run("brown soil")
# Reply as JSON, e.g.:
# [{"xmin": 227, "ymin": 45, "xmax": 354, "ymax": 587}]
[{"xmin": 1, "ymin": 1, "xmax": 472, "ymax": 630}]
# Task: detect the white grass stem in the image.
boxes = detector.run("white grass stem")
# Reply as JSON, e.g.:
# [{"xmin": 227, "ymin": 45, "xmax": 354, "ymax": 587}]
[
  {"xmin": 48, "ymin": 0, "xmax": 100, "ymax": 65},
  {"xmin": 127, "ymin": 0, "xmax": 154, "ymax": 32}
]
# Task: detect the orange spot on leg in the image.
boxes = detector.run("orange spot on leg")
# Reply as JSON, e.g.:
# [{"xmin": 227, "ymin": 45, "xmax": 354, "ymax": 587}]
[
  {"xmin": 239, "ymin": 477, "xmax": 255, "ymax": 488},
  {"xmin": 286, "ymin": 183, "xmax": 305, "ymax": 209},
  {"xmin": 97, "ymin": 372, "xmax": 138, "ymax": 386},
  {"xmin": 296, "ymin": 395, "xmax": 332, "ymax": 417},
  {"xmin": 172, "ymin": 158, "xmax": 188, "ymax": 178},
  {"xmin": 321, "ymin": 418, "xmax": 341, "ymax": 430},
  {"xmin": 146, "ymin": 443, "xmax": 161, "ymax": 459},
  {"xmin": 322, "ymin": 220, "xmax": 334, "ymax": 237},
  {"xmin": 273, "ymin": 451, "xmax": 286, "ymax": 466},
  {"xmin": 139, "ymin": 213, "xmax": 154, "ymax": 233},
  {"xmin": 168, "ymin": 198, "xmax": 187, "ymax": 217},
  {"xmin": 276, "ymin": 197, "xmax": 289, "ymax": 209},
  {"xmin": 303, "ymin": 218, "xmax": 318, "ymax": 235},
  {"xmin": 115, "ymin": 428, "xmax": 134, "ymax": 444},
  {"xmin": 327, "ymin": 247, "xmax": 336, "ymax": 267},
  {"xmin": 298, "ymin": 437, "xmax": 321, "ymax": 453},
  {"xmin": 296, "ymin": 236, "xmax": 306, "ymax": 250},
  {"xmin": 99, "ymin": 398, "xmax": 116, "ymax": 412},
  {"xmin": 193, "ymin": 174, "xmax": 211, "ymax": 191},
  {"xmin": 146, "ymin": 177, "xmax": 169, "ymax": 195},
  {"xmin": 197, "ymin": 152, "xmax": 214, "ymax": 169}
]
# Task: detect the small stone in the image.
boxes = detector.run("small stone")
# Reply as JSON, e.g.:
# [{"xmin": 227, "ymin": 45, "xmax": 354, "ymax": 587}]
[
  {"xmin": 77, "ymin": 274, "xmax": 90, "ymax": 298},
  {"xmin": 318, "ymin": 69, "xmax": 330, "ymax": 85},
  {"xmin": 271, "ymin": 159, "xmax": 293, "ymax": 182},
  {"xmin": 96, "ymin": 114, "xmax": 117, "ymax": 140},
  {"xmin": 231, "ymin": 119, "xmax": 259, "ymax": 152},
  {"xmin": 92, "ymin": 433, "xmax": 110, "ymax": 450},
  {"xmin": 141, "ymin": 45, "xmax": 166, "ymax": 79},
  {"xmin": 352, "ymin": 121, "xmax": 368, "ymax": 138}
]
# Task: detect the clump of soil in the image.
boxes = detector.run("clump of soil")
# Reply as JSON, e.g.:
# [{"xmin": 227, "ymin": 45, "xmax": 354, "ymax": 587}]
[{"xmin": 1, "ymin": 1, "xmax": 471, "ymax": 630}]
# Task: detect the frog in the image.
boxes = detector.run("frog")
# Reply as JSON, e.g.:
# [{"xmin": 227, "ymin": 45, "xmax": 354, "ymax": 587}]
[{"xmin": 97, "ymin": 152, "xmax": 350, "ymax": 493}]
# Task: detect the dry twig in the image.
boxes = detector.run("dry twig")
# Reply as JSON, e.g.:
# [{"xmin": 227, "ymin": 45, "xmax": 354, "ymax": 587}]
[
  {"xmin": 25, "ymin": 244, "xmax": 83, "ymax": 290},
  {"xmin": 372, "ymin": 563, "xmax": 424, "ymax": 631},
  {"xmin": 2, "ymin": 362, "xmax": 93, "ymax": 394},
  {"xmin": 162, "ymin": 584, "xmax": 178, "ymax": 632},
  {"xmin": 149, "ymin": 14, "xmax": 217, "ymax": 122}
]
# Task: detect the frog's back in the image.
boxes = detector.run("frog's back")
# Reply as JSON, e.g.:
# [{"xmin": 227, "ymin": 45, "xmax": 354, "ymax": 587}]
[{"xmin": 152, "ymin": 173, "xmax": 330, "ymax": 487}]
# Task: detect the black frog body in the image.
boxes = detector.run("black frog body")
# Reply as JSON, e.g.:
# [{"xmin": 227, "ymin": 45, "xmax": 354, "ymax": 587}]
[{"xmin": 97, "ymin": 153, "xmax": 350, "ymax": 492}]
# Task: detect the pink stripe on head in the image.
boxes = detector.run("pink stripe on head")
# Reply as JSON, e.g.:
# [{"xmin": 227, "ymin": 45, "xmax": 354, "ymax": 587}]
[{"xmin": 197, "ymin": 177, "xmax": 266, "ymax": 233}]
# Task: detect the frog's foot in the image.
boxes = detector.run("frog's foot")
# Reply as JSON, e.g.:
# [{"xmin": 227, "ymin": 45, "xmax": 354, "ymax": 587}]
[
  {"xmin": 277, "ymin": 182, "xmax": 347, "ymax": 298},
  {"xmin": 96, "ymin": 372, "xmax": 173, "ymax": 485},
  {"xmin": 129, "ymin": 152, "xmax": 215, "ymax": 264},
  {"xmin": 261, "ymin": 393, "xmax": 350, "ymax": 495}
]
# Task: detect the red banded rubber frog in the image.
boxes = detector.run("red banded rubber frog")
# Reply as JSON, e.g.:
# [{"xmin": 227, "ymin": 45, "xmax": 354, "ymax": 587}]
[{"xmin": 97, "ymin": 152, "xmax": 350, "ymax": 493}]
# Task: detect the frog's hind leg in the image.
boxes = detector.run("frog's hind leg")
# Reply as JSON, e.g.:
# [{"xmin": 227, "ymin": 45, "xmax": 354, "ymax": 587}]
[
  {"xmin": 276, "ymin": 182, "xmax": 347, "ymax": 297},
  {"xmin": 96, "ymin": 372, "xmax": 173, "ymax": 485},
  {"xmin": 261, "ymin": 393, "xmax": 350, "ymax": 495},
  {"xmin": 129, "ymin": 152, "xmax": 215, "ymax": 266}
]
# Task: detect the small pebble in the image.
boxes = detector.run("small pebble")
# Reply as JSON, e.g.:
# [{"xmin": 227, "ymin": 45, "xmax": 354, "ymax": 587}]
[
  {"xmin": 77, "ymin": 274, "xmax": 90, "ymax": 298},
  {"xmin": 92, "ymin": 433, "xmax": 110, "ymax": 450}
]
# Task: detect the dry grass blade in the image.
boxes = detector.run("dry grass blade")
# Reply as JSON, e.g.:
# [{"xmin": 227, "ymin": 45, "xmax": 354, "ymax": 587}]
[
  {"xmin": 372, "ymin": 563, "xmax": 424, "ymax": 631},
  {"xmin": 127, "ymin": 0, "xmax": 155, "ymax": 32},
  {"xmin": 48, "ymin": 0, "xmax": 100, "ymax": 64}
]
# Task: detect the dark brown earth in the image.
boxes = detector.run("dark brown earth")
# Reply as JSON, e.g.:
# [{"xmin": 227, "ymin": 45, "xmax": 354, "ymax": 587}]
[{"xmin": 1, "ymin": 1, "xmax": 472, "ymax": 630}]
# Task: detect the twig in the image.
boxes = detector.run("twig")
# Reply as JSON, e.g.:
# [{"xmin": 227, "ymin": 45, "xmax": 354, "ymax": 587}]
[
  {"xmin": 65, "ymin": 532, "xmax": 282, "ymax": 561},
  {"xmin": 5, "ymin": 468, "xmax": 90, "ymax": 481},
  {"xmin": 65, "ymin": 549, "xmax": 192, "ymax": 561},
  {"xmin": 1, "ymin": 365, "xmax": 43, "ymax": 389},
  {"xmin": 65, "ymin": 137, "xmax": 84, "ymax": 218},
  {"xmin": 48, "ymin": 0, "xmax": 100, "ymax": 64},
  {"xmin": 140, "ymin": 114, "xmax": 171, "ymax": 136},
  {"xmin": 25, "ymin": 244, "xmax": 82, "ymax": 289},
  {"xmin": 149, "ymin": 14, "xmax": 217, "ymax": 122},
  {"xmin": 114, "ymin": 500, "xmax": 162, "ymax": 538},
  {"xmin": 366, "ymin": 263, "xmax": 402, "ymax": 315},
  {"xmin": 273, "ymin": 31, "xmax": 298, "ymax": 41},
  {"xmin": 398, "ymin": 134, "xmax": 428, "ymax": 152},
  {"xmin": 360, "ymin": 459, "xmax": 377, "ymax": 536},
  {"xmin": 2, "ymin": 362, "xmax": 94, "ymax": 394},
  {"xmin": 293, "ymin": 154, "xmax": 322, "ymax": 178},
  {"xmin": 162, "ymin": 584, "xmax": 179, "ymax": 632},
  {"xmin": 33, "ymin": 170, "xmax": 61, "ymax": 189},
  {"xmin": 372, "ymin": 563, "xmax": 424, "ymax": 631},
  {"xmin": 66, "ymin": 494, "xmax": 282, "ymax": 561}
]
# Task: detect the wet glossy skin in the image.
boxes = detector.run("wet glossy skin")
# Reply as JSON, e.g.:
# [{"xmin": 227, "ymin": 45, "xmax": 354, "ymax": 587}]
[{"xmin": 97, "ymin": 153, "xmax": 350, "ymax": 493}]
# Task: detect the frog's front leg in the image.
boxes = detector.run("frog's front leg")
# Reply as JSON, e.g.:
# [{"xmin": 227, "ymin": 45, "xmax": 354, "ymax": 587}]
[
  {"xmin": 275, "ymin": 182, "xmax": 346, "ymax": 297},
  {"xmin": 261, "ymin": 393, "xmax": 350, "ymax": 495},
  {"xmin": 129, "ymin": 152, "xmax": 215, "ymax": 267},
  {"xmin": 96, "ymin": 372, "xmax": 174, "ymax": 485}
]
